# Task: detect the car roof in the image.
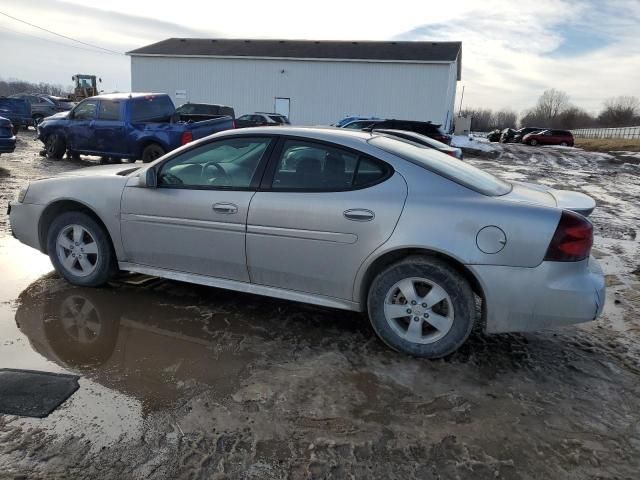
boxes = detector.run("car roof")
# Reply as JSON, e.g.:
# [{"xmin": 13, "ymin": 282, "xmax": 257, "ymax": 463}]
[
  {"xmin": 91, "ymin": 92, "xmax": 168, "ymax": 100},
  {"xmin": 372, "ymin": 129, "xmax": 453, "ymax": 149}
]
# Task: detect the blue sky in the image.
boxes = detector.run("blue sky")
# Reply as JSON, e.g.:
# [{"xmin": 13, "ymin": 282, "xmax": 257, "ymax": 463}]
[{"xmin": 0, "ymin": 0, "xmax": 638, "ymax": 115}]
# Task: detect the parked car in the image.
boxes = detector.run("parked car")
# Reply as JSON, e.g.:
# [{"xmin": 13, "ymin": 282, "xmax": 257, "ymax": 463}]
[
  {"xmin": 0, "ymin": 116, "xmax": 17, "ymax": 156},
  {"xmin": 0, "ymin": 97, "xmax": 32, "ymax": 130},
  {"xmin": 333, "ymin": 116, "xmax": 379, "ymax": 127},
  {"xmin": 486, "ymin": 129, "xmax": 501, "ymax": 142},
  {"xmin": 372, "ymin": 128, "xmax": 463, "ymax": 159},
  {"xmin": 523, "ymin": 129, "xmax": 574, "ymax": 147},
  {"xmin": 513, "ymin": 126, "xmax": 547, "ymax": 143},
  {"xmin": 9, "ymin": 127, "xmax": 604, "ymax": 359},
  {"xmin": 175, "ymin": 103, "xmax": 235, "ymax": 122},
  {"xmin": 499, "ymin": 128, "xmax": 517, "ymax": 143},
  {"xmin": 236, "ymin": 113, "xmax": 290, "ymax": 128},
  {"xmin": 342, "ymin": 118, "xmax": 451, "ymax": 144},
  {"xmin": 36, "ymin": 93, "xmax": 235, "ymax": 162},
  {"xmin": 10, "ymin": 93, "xmax": 75, "ymax": 126}
]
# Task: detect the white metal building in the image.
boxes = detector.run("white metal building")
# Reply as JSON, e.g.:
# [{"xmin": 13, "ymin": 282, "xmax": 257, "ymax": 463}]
[{"xmin": 127, "ymin": 39, "xmax": 461, "ymax": 129}]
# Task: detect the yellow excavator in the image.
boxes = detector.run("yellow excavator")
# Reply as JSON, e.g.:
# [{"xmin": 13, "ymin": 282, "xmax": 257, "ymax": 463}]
[{"xmin": 69, "ymin": 74, "xmax": 102, "ymax": 101}]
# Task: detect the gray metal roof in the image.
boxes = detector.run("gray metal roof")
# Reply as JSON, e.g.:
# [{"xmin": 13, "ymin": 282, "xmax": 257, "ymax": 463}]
[{"xmin": 127, "ymin": 38, "xmax": 462, "ymax": 79}]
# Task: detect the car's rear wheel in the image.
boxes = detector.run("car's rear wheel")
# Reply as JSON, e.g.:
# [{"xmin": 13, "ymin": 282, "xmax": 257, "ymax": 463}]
[
  {"xmin": 141, "ymin": 143, "xmax": 165, "ymax": 163},
  {"xmin": 529, "ymin": 139, "xmax": 538, "ymax": 146},
  {"xmin": 367, "ymin": 256, "xmax": 475, "ymax": 358},
  {"xmin": 45, "ymin": 134, "xmax": 66, "ymax": 159},
  {"xmin": 560, "ymin": 142, "xmax": 568, "ymax": 146},
  {"xmin": 47, "ymin": 211, "xmax": 116, "ymax": 287},
  {"xmin": 33, "ymin": 114, "xmax": 44, "ymax": 126}
]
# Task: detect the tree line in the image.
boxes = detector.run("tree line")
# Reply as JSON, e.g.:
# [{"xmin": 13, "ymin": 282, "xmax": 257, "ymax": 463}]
[
  {"xmin": 462, "ymin": 89, "xmax": 640, "ymax": 132},
  {"xmin": 0, "ymin": 78, "xmax": 71, "ymax": 98}
]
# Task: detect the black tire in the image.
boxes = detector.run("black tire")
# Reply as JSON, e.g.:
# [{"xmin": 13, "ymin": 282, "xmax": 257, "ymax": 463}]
[
  {"xmin": 529, "ymin": 139, "xmax": 538, "ymax": 146},
  {"xmin": 33, "ymin": 114, "xmax": 44, "ymax": 126},
  {"xmin": 367, "ymin": 256, "xmax": 475, "ymax": 358},
  {"xmin": 45, "ymin": 134, "xmax": 66, "ymax": 159},
  {"xmin": 560, "ymin": 142, "xmax": 568, "ymax": 147},
  {"xmin": 67, "ymin": 151, "xmax": 81, "ymax": 161},
  {"xmin": 141, "ymin": 143, "xmax": 165, "ymax": 163},
  {"xmin": 47, "ymin": 211, "xmax": 116, "ymax": 287}
]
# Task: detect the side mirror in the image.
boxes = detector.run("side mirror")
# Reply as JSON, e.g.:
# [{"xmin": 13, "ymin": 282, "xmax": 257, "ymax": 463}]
[{"xmin": 142, "ymin": 168, "xmax": 157, "ymax": 188}]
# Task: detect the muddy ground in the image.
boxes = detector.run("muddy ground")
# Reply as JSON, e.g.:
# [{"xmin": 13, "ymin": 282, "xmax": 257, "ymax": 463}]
[{"xmin": 0, "ymin": 132, "xmax": 639, "ymax": 479}]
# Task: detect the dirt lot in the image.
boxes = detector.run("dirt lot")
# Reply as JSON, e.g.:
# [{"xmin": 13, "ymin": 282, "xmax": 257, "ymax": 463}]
[{"xmin": 1, "ymin": 132, "xmax": 639, "ymax": 479}]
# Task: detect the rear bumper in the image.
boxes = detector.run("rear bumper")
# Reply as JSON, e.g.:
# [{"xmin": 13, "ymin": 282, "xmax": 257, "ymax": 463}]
[
  {"xmin": 470, "ymin": 257, "xmax": 605, "ymax": 333},
  {"xmin": 8, "ymin": 201, "xmax": 45, "ymax": 252}
]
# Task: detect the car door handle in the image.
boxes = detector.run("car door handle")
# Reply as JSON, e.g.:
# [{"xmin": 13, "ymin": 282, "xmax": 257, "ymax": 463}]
[
  {"xmin": 344, "ymin": 209, "xmax": 375, "ymax": 221},
  {"xmin": 213, "ymin": 202, "xmax": 238, "ymax": 214}
]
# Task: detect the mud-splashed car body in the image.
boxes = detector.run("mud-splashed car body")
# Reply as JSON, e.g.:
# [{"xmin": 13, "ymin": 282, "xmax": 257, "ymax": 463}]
[{"xmin": 8, "ymin": 127, "xmax": 605, "ymax": 358}]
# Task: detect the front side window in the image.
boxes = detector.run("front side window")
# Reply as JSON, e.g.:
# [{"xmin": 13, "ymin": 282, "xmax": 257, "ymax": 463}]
[
  {"xmin": 98, "ymin": 100, "xmax": 121, "ymax": 121},
  {"xmin": 158, "ymin": 137, "xmax": 272, "ymax": 188},
  {"xmin": 272, "ymin": 140, "xmax": 389, "ymax": 191},
  {"xmin": 73, "ymin": 100, "xmax": 98, "ymax": 120},
  {"xmin": 370, "ymin": 135, "xmax": 511, "ymax": 196}
]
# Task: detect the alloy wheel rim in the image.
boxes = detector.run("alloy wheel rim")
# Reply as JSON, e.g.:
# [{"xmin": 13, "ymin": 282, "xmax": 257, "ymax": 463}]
[
  {"xmin": 55, "ymin": 224, "xmax": 99, "ymax": 277},
  {"xmin": 383, "ymin": 277, "xmax": 454, "ymax": 344}
]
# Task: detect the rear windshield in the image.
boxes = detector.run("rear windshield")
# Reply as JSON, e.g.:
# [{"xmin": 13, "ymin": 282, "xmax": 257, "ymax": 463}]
[
  {"xmin": 130, "ymin": 96, "xmax": 175, "ymax": 122},
  {"xmin": 370, "ymin": 135, "xmax": 512, "ymax": 196}
]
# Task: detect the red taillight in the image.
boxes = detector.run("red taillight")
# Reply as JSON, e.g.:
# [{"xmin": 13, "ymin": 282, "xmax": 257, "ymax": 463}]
[
  {"xmin": 544, "ymin": 210, "xmax": 593, "ymax": 262},
  {"xmin": 180, "ymin": 131, "xmax": 193, "ymax": 145},
  {"xmin": 447, "ymin": 151, "xmax": 457, "ymax": 158}
]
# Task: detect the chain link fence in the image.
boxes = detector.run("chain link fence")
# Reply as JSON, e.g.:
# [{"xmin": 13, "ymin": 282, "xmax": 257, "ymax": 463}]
[{"xmin": 572, "ymin": 126, "xmax": 640, "ymax": 139}]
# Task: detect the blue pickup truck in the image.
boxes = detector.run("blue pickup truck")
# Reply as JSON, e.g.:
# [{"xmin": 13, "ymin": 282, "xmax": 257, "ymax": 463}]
[{"xmin": 37, "ymin": 93, "xmax": 235, "ymax": 162}]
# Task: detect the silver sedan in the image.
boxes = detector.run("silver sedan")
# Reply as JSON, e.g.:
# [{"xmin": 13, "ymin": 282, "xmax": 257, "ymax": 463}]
[{"xmin": 9, "ymin": 127, "xmax": 605, "ymax": 358}]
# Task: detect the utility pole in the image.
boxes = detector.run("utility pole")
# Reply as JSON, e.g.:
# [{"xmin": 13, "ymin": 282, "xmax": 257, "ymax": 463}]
[{"xmin": 457, "ymin": 85, "xmax": 465, "ymax": 117}]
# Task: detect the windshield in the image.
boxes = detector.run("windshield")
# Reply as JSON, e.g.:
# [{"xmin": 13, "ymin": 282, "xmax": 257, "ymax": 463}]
[{"xmin": 369, "ymin": 135, "xmax": 512, "ymax": 196}]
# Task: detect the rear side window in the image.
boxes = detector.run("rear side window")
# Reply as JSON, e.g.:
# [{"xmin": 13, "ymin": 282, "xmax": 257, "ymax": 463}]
[
  {"xmin": 130, "ymin": 96, "xmax": 174, "ymax": 122},
  {"xmin": 98, "ymin": 100, "xmax": 121, "ymax": 120},
  {"xmin": 272, "ymin": 139, "xmax": 390, "ymax": 191},
  {"xmin": 370, "ymin": 135, "xmax": 511, "ymax": 196}
]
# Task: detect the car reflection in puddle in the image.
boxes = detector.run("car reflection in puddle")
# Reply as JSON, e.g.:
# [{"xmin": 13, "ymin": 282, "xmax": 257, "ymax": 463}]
[{"xmin": 14, "ymin": 274, "xmax": 367, "ymax": 413}]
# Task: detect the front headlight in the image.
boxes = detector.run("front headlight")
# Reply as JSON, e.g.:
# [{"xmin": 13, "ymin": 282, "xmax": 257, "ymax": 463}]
[{"xmin": 17, "ymin": 184, "xmax": 30, "ymax": 203}]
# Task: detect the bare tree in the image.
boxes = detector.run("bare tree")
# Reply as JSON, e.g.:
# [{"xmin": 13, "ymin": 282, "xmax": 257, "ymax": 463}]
[
  {"xmin": 493, "ymin": 109, "xmax": 517, "ymax": 129},
  {"xmin": 598, "ymin": 96, "xmax": 640, "ymax": 127},
  {"xmin": 0, "ymin": 77, "xmax": 71, "ymax": 97},
  {"xmin": 533, "ymin": 89, "xmax": 570, "ymax": 121}
]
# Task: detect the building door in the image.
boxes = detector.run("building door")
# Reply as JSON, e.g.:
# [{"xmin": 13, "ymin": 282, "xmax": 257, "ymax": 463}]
[{"xmin": 274, "ymin": 97, "xmax": 290, "ymax": 119}]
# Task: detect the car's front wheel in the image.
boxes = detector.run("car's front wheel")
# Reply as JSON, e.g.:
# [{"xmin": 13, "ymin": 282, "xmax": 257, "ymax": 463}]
[
  {"xmin": 47, "ymin": 211, "xmax": 116, "ymax": 287},
  {"xmin": 45, "ymin": 134, "xmax": 66, "ymax": 159},
  {"xmin": 529, "ymin": 139, "xmax": 538, "ymax": 146},
  {"xmin": 367, "ymin": 256, "xmax": 475, "ymax": 358}
]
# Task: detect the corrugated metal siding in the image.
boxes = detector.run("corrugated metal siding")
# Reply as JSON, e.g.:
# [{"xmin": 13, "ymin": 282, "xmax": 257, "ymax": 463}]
[{"xmin": 131, "ymin": 56, "xmax": 457, "ymax": 127}]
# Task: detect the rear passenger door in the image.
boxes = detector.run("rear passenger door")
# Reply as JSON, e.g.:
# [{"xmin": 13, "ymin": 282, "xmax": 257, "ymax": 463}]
[{"xmin": 246, "ymin": 138, "xmax": 407, "ymax": 301}]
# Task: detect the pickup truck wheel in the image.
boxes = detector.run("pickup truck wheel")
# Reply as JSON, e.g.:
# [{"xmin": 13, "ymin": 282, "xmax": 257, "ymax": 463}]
[
  {"xmin": 45, "ymin": 134, "xmax": 66, "ymax": 159},
  {"xmin": 142, "ymin": 144, "xmax": 165, "ymax": 163},
  {"xmin": 367, "ymin": 256, "xmax": 475, "ymax": 359},
  {"xmin": 47, "ymin": 211, "xmax": 116, "ymax": 287}
]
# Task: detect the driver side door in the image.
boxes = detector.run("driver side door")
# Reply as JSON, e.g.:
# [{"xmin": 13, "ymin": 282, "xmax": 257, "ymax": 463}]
[
  {"xmin": 120, "ymin": 136, "xmax": 275, "ymax": 281},
  {"xmin": 68, "ymin": 99, "xmax": 98, "ymax": 152}
]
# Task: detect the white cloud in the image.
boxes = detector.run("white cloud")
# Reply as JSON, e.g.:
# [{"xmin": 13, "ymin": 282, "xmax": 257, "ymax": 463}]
[{"xmin": 0, "ymin": 0, "xmax": 638, "ymax": 115}]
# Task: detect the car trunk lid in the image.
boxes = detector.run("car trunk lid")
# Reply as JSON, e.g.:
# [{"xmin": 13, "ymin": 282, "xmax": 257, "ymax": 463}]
[{"xmin": 504, "ymin": 182, "xmax": 596, "ymax": 217}]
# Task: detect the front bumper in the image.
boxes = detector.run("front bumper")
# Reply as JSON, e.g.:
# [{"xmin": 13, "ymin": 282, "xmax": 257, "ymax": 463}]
[
  {"xmin": 8, "ymin": 201, "xmax": 46, "ymax": 252},
  {"xmin": 470, "ymin": 257, "xmax": 605, "ymax": 333}
]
